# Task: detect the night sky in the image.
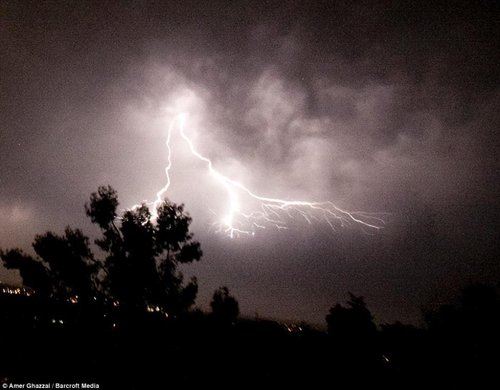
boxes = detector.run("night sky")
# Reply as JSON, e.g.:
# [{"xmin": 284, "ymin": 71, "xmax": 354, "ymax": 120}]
[{"xmin": 1, "ymin": 0, "xmax": 499, "ymax": 326}]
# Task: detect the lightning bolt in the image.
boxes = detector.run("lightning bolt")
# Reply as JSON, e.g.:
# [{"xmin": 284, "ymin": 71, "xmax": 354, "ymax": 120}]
[{"xmin": 145, "ymin": 114, "xmax": 384, "ymax": 238}]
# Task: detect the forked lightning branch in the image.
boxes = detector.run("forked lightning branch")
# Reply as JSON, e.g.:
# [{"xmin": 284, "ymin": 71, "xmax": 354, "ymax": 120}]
[{"xmin": 141, "ymin": 114, "xmax": 384, "ymax": 238}]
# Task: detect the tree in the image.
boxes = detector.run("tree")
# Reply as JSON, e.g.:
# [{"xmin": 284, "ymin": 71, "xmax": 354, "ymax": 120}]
[
  {"xmin": 210, "ymin": 286, "xmax": 239, "ymax": 323},
  {"xmin": 0, "ymin": 228, "xmax": 97, "ymax": 301},
  {"xmin": 33, "ymin": 227, "xmax": 98, "ymax": 302},
  {"xmin": 1, "ymin": 185, "xmax": 202, "ymax": 316},
  {"xmin": 0, "ymin": 248, "xmax": 52, "ymax": 296},
  {"xmin": 326, "ymin": 292, "xmax": 377, "ymax": 339},
  {"xmin": 85, "ymin": 185, "xmax": 202, "ymax": 314},
  {"xmin": 425, "ymin": 283, "xmax": 500, "ymax": 387},
  {"xmin": 325, "ymin": 292, "xmax": 379, "ymax": 369}
]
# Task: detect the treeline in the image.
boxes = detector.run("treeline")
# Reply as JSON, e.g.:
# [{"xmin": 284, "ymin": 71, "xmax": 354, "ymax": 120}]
[
  {"xmin": 1, "ymin": 187, "xmax": 499, "ymax": 388},
  {"xmin": 1, "ymin": 281, "xmax": 498, "ymax": 389}
]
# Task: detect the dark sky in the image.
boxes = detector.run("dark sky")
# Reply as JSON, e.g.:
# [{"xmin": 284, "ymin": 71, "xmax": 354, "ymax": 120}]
[{"xmin": 1, "ymin": 0, "xmax": 499, "ymax": 326}]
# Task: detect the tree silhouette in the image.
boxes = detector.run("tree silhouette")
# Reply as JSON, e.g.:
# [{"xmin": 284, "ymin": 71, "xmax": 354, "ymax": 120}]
[
  {"xmin": 210, "ymin": 286, "xmax": 239, "ymax": 323},
  {"xmin": 326, "ymin": 292, "xmax": 377, "ymax": 339},
  {"xmin": 0, "ymin": 248, "xmax": 52, "ymax": 296},
  {"xmin": 33, "ymin": 227, "xmax": 98, "ymax": 302},
  {"xmin": 425, "ymin": 283, "xmax": 500, "ymax": 388},
  {"xmin": 0, "ymin": 228, "xmax": 97, "ymax": 301},
  {"xmin": 85, "ymin": 185, "xmax": 202, "ymax": 314},
  {"xmin": 325, "ymin": 292, "xmax": 379, "ymax": 375},
  {"xmin": 1, "ymin": 185, "xmax": 202, "ymax": 316}
]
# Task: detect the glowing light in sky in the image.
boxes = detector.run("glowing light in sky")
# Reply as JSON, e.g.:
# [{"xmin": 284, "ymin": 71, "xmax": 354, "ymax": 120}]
[{"xmin": 146, "ymin": 114, "xmax": 384, "ymax": 238}]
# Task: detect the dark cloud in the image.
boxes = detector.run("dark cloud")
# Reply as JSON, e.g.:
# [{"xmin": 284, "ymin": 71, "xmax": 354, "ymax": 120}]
[{"xmin": 1, "ymin": 0, "xmax": 499, "ymax": 325}]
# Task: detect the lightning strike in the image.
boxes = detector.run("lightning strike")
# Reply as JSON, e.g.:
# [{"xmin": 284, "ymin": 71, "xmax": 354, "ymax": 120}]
[{"xmin": 142, "ymin": 114, "xmax": 384, "ymax": 238}]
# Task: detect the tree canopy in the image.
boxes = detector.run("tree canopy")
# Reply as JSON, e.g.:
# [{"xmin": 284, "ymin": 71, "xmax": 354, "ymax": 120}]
[
  {"xmin": 210, "ymin": 286, "xmax": 240, "ymax": 323},
  {"xmin": 1, "ymin": 185, "xmax": 202, "ymax": 315}
]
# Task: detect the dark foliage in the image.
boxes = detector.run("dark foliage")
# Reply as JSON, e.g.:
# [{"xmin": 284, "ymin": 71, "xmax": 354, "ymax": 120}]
[
  {"xmin": 1, "ymin": 189, "xmax": 499, "ymax": 388},
  {"xmin": 0, "ymin": 279, "xmax": 498, "ymax": 389},
  {"xmin": 0, "ymin": 186, "xmax": 202, "ymax": 315},
  {"xmin": 210, "ymin": 286, "xmax": 239, "ymax": 323},
  {"xmin": 85, "ymin": 186, "xmax": 202, "ymax": 314},
  {"xmin": 424, "ymin": 283, "xmax": 500, "ymax": 389},
  {"xmin": 0, "ymin": 249, "xmax": 52, "ymax": 296},
  {"xmin": 325, "ymin": 292, "xmax": 381, "ymax": 385}
]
